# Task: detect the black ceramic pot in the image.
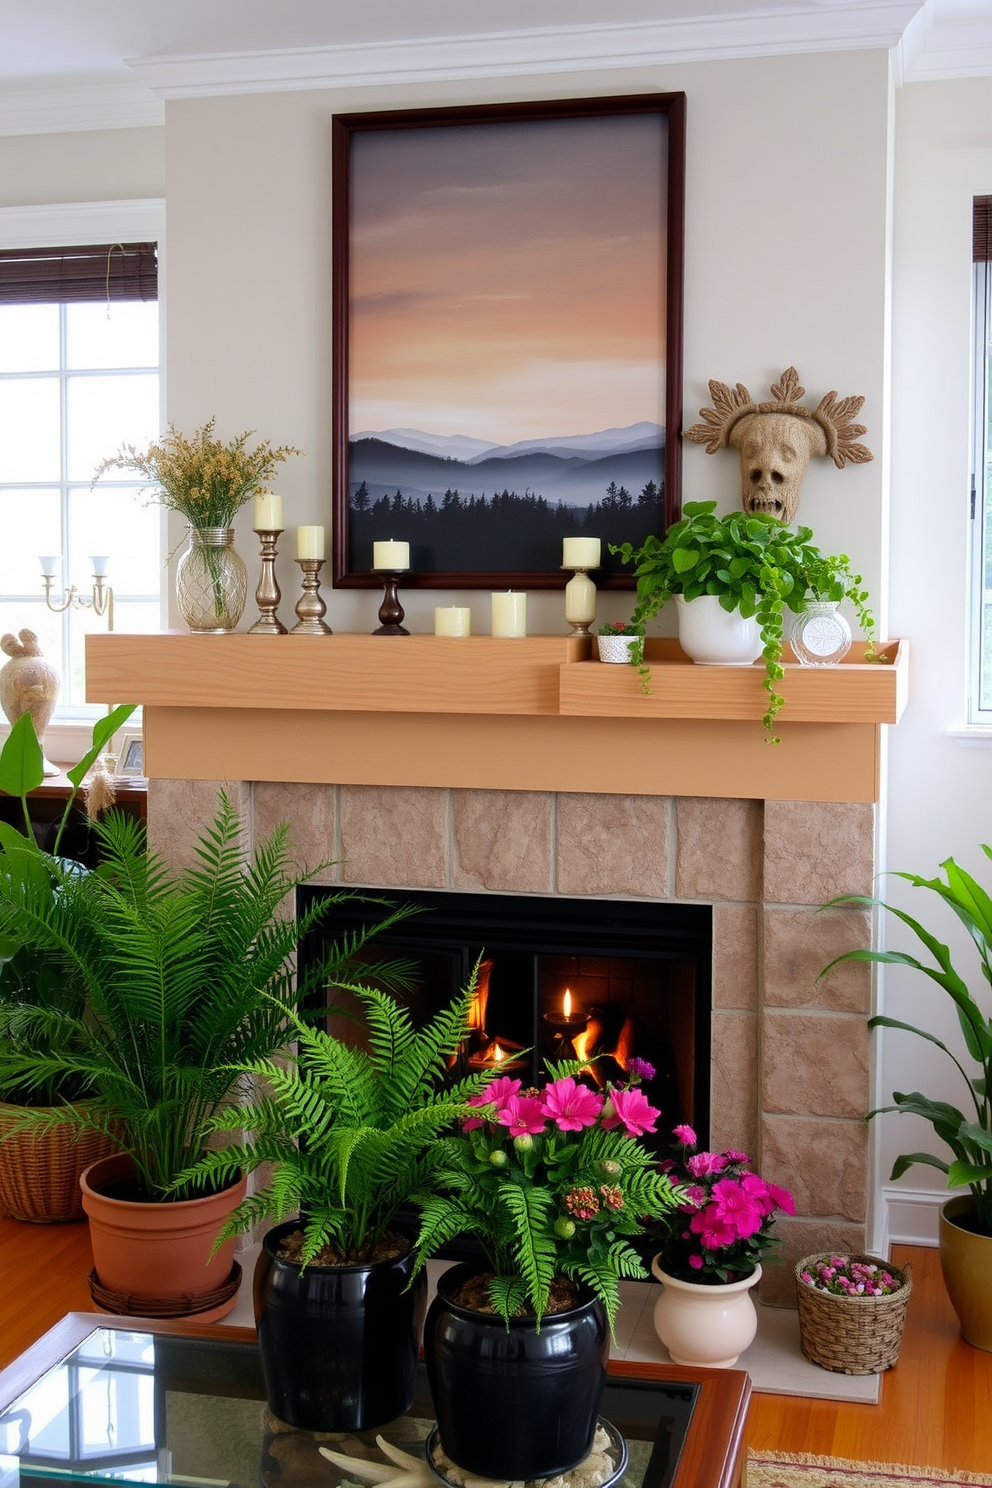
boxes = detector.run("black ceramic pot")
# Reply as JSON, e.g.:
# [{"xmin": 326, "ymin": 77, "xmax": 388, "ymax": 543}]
[
  {"xmin": 424, "ymin": 1262, "xmax": 609, "ymax": 1480},
  {"xmin": 253, "ymin": 1219, "xmax": 427, "ymax": 1431}
]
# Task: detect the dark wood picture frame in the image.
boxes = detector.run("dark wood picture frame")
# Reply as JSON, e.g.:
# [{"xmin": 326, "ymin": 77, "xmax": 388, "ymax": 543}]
[{"xmin": 331, "ymin": 93, "xmax": 686, "ymax": 590}]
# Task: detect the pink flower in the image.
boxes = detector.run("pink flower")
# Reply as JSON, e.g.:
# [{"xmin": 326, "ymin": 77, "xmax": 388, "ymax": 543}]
[
  {"xmin": 540, "ymin": 1077, "xmax": 604, "ymax": 1131},
  {"xmin": 724, "ymin": 1149, "xmax": 750, "ymax": 1163},
  {"xmin": 564, "ymin": 1185, "xmax": 600, "ymax": 1220},
  {"xmin": 484, "ymin": 1075, "xmax": 522, "ymax": 1108},
  {"xmin": 462, "ymin": 1075, "xmax": 523, "ymax": 1130},
  {"xmin": 600, "ymin": 1183, "xmax": 624, "ymax": 1211},
  {"xmin": 678, "ymin": 1185, "xmax": 706, "ymax": 1211},
  {"xmin": 600, "ymin": 1086, "xmax": 660, "ymax": 1137},
  {"xmin": 626, "ymin": 1057, "xmax": 656, "ymax": 1081},
  {"xmin": 708, "ymin": 1178, "xmax": 763, "ymax": 1239},
  {"xmin": 764, "ymin": 1181, "xmax": 795, "ymax": 1215},
  {"xmin": 496, "ymin": 1094, "xmax": 547, "ymax": 1137},
  {"xmin": 688, "ymin": 1253, "xmax": 704, "ymax": 1270},
  {"xmin": 687, "ymin": 1150, "xmax": 726, "ymax": 1177},
  {"xmin": 673, "ymin": 1123, "xmax": 697, "ymax": 1147},
  {"xmin": 689, "ymin": 1206, "xmax": 737, "ymax": 1250}
]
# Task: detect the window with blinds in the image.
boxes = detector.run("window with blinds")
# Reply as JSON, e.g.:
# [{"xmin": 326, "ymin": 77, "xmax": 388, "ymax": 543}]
[{"xmin": 0, "ymin": 240, "xmax": 162, "ymax": 718}]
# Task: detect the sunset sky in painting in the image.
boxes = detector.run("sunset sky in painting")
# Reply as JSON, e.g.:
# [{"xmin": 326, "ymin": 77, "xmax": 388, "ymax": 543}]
[{"xmin": 348, "ymin": 113, "xmax": 666, "ymax": 445}]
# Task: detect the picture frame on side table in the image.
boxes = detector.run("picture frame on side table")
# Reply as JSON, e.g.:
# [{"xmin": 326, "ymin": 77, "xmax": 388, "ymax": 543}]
[
  {"xmin": 331, "ymin": 92, "xmax": 686, "ymax": 591},
  {"xmin": 115, "ymin": 730, "xmax": 144, "ymax": 779}
]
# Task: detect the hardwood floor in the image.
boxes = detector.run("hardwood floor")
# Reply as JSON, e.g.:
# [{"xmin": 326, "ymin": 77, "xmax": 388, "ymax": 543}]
[{"xmin": 1, "ymin": 1224, "xmax": 990, "ymax": 1477}]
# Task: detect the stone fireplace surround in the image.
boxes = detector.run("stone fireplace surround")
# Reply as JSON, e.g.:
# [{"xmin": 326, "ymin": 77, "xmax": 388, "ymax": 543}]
[{"xmin": 147, "ymin": 776, "xmax": 874, "ymax": 1307}]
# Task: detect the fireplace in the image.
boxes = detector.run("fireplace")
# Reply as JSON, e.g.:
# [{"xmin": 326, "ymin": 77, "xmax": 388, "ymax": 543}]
[
  {"xmin": 146, "ymin": 777, "xmax": 876, "ymax": 1304},
  {"xmin": 297, "ymin": 887, "xmax": 713, "ymax": 1150}
]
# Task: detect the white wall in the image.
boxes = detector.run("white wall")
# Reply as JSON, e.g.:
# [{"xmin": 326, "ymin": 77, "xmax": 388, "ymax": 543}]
[{"xmin": 880, "ymin": 75, "xmax": 992, "ymax": 1245}]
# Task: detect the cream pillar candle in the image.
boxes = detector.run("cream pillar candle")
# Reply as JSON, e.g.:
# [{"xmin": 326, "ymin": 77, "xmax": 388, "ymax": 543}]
[
  {"xmin": 434, "ymin": 606, "xmax": 471, "ymax": 636},
  {"xmin": 562, "ymin": 536, "xmax": 601, "ymax": 569},
  {"xmin": 296, "ymin": 525, "xmax": 325, "ymax": 560},
  {"xmin": 491, "ymin": 591, "xmax": 527, "ymax": 637},
  {"xmin": 255, "ymin": 491, "xmax": 283, "ymax": 529},
  {"xmin": 373, "ymin": 540, "xmax": 410, "ymax": 569}
]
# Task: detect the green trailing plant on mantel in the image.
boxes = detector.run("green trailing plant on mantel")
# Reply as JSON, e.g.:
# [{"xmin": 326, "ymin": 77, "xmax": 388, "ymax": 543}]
[{"xmin": 611, "ymin": 500, "xmax": 881, "ymax": 743}]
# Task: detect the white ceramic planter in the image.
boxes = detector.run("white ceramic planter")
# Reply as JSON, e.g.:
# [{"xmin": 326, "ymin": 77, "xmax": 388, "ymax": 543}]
[
  {"xmin": 596, "ymin": 634, "xmax": 639, "ymax": 664},
  {"xmin": 650, "ymin": 1256, "xmax": 761, "ymax": 1368},
  {"xmin": 675, "ymin": 594, "xmax": 762, "ymax": 666}
]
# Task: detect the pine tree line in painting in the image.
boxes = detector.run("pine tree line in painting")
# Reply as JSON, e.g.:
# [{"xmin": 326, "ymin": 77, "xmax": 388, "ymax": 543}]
[{"xmin": 350, "ymin": 479, "xmax": 664, "ymax": 574}]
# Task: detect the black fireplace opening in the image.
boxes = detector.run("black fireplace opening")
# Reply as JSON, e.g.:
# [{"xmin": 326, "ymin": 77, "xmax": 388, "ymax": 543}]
[{"xmin": 296, "ymin": 887, "xmax": 712, "ymax": 1150}]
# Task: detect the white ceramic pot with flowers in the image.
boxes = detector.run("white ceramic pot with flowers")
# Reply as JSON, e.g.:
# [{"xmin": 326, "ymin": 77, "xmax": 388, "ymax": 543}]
[
  {"xmin": 596, "ymin": 620, "xmax": 642, "ymax": 664},
  {"xmin": 648, "ymin": 1123, "xmax": 794, "ymax": 1368},
  {"xmin": 412, "ymin": 1056, "xmax": 678, "ymax": 1481}
]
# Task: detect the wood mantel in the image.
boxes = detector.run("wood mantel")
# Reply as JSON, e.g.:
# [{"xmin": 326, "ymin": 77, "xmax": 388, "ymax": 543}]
[{"xmin": 85, "ymin": 633, "xmax": 908, "ymax": 803}]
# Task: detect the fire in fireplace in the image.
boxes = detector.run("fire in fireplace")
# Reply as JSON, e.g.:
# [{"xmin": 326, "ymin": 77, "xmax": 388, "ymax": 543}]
[{"xmin": 296, "ymin": 888, "xmax": 713, "ymax": 1147}]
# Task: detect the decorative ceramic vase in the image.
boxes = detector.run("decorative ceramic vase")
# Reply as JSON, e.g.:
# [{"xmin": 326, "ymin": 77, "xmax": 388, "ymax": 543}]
[
  {"xmin": 650, "ymin": 1256, "xmax": 761, "ymax": 1368},
  {"xmin": 175, "ymin": 527, "xmax": 248, "ymax": 633},
  {"xmin": 80, "ymin": 1152, "xmax": 246, "ymax": 1319},
  {"xmin": 675, "ymin": 594, "xmax": 762, "ymax": 666},
  {"xmin": 424, "ymin": 1262, "xmax": 609, "ymax": 1480},
  {"xmin": 252, "ymin": 1218, "xmax": 427, "ymax": 1432},
  {"xmin": 790, "ymin": 600, "xmax": 852, "ymax": 665},
  {"xmin": 596, "ymin": 634, "xmax": 639, "ymax": 664},
  {"xmin": 0, "ymin": 629, "xmax": 60, "ymax": 775},
  {"xmin": 939, "ymin": 1195, "xmax": 992, "ymax": 1351}
]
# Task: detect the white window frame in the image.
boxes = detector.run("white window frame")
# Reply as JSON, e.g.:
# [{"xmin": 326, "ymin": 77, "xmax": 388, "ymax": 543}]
[{"xmin": 0, "ymin": 198, "xmax": 166, "ymax": 753}]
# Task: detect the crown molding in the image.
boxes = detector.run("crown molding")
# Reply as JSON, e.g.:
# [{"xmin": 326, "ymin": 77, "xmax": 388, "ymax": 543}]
[
  {"xmin": 0, "ymin": 74, "xmax": 163, "ymax": 136},
  {"xmin": 128, "ymin": 4, "xmax": 925, "ymax": 100},
  {"xmin": 898, "ymin": 2, "xmax": 992, "ymax": 82},
  {"xmin": 0, "ymin": 198, "xmax": 164, "ymax": 248}
]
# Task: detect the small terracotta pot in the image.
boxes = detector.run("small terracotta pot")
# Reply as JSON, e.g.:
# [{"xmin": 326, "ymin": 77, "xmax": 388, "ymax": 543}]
[{"xmin": 80, "ymin": 1152, "xmax": 246, "ymax": 1316}]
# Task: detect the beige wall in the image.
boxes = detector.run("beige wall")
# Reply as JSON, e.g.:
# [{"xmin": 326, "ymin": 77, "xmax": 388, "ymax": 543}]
[
  {"xmin": 0, "ymin": 126, "xmax": 164, "ymax": 207},
  {"xmin": 162, "ymin": 49, "xmax": 892, "ymax": 637}
]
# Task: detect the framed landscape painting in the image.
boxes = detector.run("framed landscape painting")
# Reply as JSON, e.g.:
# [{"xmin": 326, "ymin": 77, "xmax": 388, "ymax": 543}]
[{"xmin": 331, "ymin": 93, "xmax": 685, "ymax": 589}]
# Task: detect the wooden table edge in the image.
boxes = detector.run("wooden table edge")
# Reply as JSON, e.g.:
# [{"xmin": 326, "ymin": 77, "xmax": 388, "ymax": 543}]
[{"xmin": 0, "ymin": 1314, "xmax": 751, "ymax": 1488}]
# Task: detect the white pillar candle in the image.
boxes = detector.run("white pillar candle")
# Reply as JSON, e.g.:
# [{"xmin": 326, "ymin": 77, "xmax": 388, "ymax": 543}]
[
  {"xmin": 562, "ymin": 537, "xmax": 601, "ymax": 569},
  {"xmin": 565, "ymin": 571, "xmax": 597, "ymax": 626},
  {"xmin": 255, "ymin": 491, "xmax": 283, "ymax": 529},
  {"xmin": 491, "ymin": 591, "xmax": 527, "ymax": 637},
  {"xmin": 373, "ymin": 540, "xmax": 410, "ymax": 570},
  {"xmin": 297, "ymin": 525, "xmax": 325, "ymax": 560},
  {"xmin": 435, "ymin": 606, "xmax": 471, "ymax": 637}
]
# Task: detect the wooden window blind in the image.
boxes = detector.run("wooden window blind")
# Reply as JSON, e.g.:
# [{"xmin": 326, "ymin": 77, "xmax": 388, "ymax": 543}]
[{"xmin": 0, "ymin": 242, "xmax": 157, "ymax": 304}]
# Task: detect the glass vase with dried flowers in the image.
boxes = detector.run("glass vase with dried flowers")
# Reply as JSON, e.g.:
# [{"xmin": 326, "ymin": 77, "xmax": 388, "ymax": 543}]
[{"xmin": 94, "ymin": 418, "xmax": 301, "ymax": 632}]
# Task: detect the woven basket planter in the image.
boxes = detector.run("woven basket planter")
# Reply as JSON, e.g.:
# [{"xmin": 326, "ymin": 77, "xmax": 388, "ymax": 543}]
[
  {"xmin": 794, "ymin": 1252, "xmax": 912, "ymax": 1375},
  {"xmin": 0, "ymin": 1103, "xmax": 119, "ymax": 1223}
]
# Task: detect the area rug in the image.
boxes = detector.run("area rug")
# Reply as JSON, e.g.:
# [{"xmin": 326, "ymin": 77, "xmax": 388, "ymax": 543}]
[{"xmin": 746, "ymin": 1451, "xmax": 992, "ymax": 1487}]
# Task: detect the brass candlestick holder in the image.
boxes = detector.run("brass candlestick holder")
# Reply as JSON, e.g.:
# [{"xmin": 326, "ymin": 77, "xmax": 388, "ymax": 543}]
[
  {"xmin": 291, "ymin": 558, "xmax": 332, "ymax": 635},
  {"xmin": 372, "ymin": 569, "xmax": 409, "ymax": 635},
  {"xmin": 248, "ymin": 528, "xmax": 287, "ymax": 635}
]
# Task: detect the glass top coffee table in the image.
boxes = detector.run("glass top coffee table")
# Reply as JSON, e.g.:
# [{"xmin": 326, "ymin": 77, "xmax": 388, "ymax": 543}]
[{"xmin": 0, "ymin": 1316, "xmax": 750, "ymax": 1488}]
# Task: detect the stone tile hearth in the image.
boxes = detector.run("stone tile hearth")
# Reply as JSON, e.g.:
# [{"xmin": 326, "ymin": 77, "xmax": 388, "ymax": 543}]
[{"xmin": 148, "ymin": 779, "xmax": 874, "ymax": 1305}]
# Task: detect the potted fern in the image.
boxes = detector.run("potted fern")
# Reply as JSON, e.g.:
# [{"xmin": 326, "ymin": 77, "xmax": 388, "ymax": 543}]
[
  {"xmin": 0, "ymin": 750, "xmax": 414, "ymax": 1318},
  {"xmin": 175, "ymin": 982, "xmax": 489, "ymax": 1432},
  {"xmin": 412, "ymin": 1060, "xmax": 680, "ymax": 1481},
  {"xmin": 0, "ymin": 706, "xmax": 135, "ymax": 1222},
  {"xmin": 611, "ymin": 500, "xmax": 879, "ymax": 742}
]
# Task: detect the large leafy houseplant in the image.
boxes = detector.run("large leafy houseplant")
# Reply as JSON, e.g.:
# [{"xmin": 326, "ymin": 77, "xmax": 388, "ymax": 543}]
[
  {"xmin": 0, "ymin": 705, "xmax": 136, "ymax": 1105},
  {"xmin": 611, "ymin": 500, "xmax": 879, "ymax": 741},
  {"xmin": 175, "ymin": 980, "xmax": 491, "ymax": 1265},
  {"xmin": 0, "ymin": 779, "xmax": 416, "ymax": 1203},
  {"xmin": 822, "ymin": 849, "xmax": 992, "ymax": 1237},
  {"xmin": 412, "ymin": 1059, "xmax": 680, "ymax": 1332}
]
